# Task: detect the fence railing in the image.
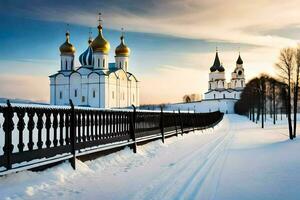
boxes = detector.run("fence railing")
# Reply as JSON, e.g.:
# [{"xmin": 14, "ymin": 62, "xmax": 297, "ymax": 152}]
[{"xmin": 0, "ymin": 100, "xmax": 223, "ymax": 174}]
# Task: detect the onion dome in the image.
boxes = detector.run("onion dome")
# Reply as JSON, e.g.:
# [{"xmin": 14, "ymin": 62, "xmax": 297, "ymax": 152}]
[
  {"xmin": 115, "ymin": 34, "xmax": 130, "ymax": 57},
  {"xmin": 219, "ymin": 64, "xmax": 225, "ymax": 72},
  {"xmin": 210, "ymin": 51, "xmax": 221, "ymax": 72},
  {"xmin": 79, "ymin": 38, "xmax": 93, "ymax": 66},
  {"xmin": 236, "ymin": 54, "xmax": 243, "ymax": 64},
  {"xmin": 91, "ymin": 24, "xmax": 110, "ymax": 54},
  {"xmin": 59, "ymin": 32, "xmax": 76, "ymax": 55}
]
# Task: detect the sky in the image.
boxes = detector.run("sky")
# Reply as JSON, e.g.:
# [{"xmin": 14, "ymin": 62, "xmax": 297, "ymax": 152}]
[{"xmin": 0, "ymin": 0, "xmax": 299, "ymax": 104}]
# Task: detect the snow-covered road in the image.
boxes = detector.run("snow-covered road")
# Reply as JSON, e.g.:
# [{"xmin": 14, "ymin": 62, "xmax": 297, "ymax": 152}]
[{"xmin": 1, "ymin": 114, "xmax": 300, "ymax": 200}]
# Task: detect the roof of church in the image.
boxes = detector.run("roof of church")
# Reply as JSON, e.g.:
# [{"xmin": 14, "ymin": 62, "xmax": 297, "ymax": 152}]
[
  {"xmin": 236, "ymin": 54, "xmax": 243, "ymax": 64},
  {"xmin": 210, "ymin": 51, "xmax": 225, "ymax": 72},
  {"xmin": 79, "ymin": 42, "xmax": 93, "ymax": 66}
]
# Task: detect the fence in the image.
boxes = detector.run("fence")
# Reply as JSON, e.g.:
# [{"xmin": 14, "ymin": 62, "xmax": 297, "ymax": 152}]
[{"xmin": 0, "ymin": 100, "xmax": 223, "ymax": 174}]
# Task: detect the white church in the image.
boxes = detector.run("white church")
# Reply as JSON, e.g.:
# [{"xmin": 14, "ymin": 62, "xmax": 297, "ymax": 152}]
[
  {"xmin": 164, "ymin": 49, "xmax": 246, "ymax": 114},
  {"xmin": 49, "ymin": 15, "xmax": 139, "ymax": 108},
  {"xmin": 204, "ymin": 49, "xmax": 245, "ymax": 100}
]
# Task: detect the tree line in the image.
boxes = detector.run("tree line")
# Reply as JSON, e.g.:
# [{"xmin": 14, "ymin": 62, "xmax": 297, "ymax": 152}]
[{"xmin": 235, "ymin": 46, "xmax": 300, "ymax": 140}]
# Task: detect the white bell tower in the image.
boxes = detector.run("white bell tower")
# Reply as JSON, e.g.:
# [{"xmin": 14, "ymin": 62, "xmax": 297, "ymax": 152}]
[
  {"xmin": 59, "ymin": 31, "xmax": 75, "ymax": 71},
  {"xmin": 231, "ymin": 53, "xmax": 245, "ymax": 89}
]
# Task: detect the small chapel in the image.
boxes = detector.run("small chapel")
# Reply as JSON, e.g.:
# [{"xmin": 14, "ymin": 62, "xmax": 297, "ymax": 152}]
[
  {"xmin": 204, "ymin": 49, "xmax": 245, "ymax": 100},
  {"xmin": 49, "ymin": 14, "xmax": 139, "ymax": 108}
]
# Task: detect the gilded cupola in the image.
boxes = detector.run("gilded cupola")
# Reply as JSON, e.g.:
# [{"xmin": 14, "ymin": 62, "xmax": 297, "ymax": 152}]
[
  {"xmin": 90, "ymin": 15, "xmax": 110, "ymax": 54},
  {"xmin": 115, "ymin": 32, "xmax": 130, "ymax": 57},
  {"xmin": 59, "ymin": 31, "xmax": 76, "ymax": 55}
]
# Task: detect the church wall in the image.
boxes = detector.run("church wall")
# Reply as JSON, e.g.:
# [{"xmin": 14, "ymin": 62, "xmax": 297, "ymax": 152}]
[
  {"xmin": 81, "ymin": 75, "xmax": 89, "ymax": 106},
  {"xmin": 100, "ymin": 76, "xmax": 107, "ymax": 108},
  {"xmin": 115, "ymin": 57, "xmax": 129, "ymax": 71},
  {"xmin": 88, "ymin": 73, "xmax": 100, "ymax": 107},
  {"xmin": 70, "ymin": 73, "xmax": 82, "ymax": 106},
  {"xmin": 164, "ymin": 99, "xmax": 237, "ymax": 114},
  {"xmin": 93, "ymin": 53, "xmax": 108, "ymax": 69},
  {"xmin": 128, "ymin": 77, "xmax": 139, "ymax": 107},
  {"xmin": 209, "ymin": 72, "xmax": 225, "ymax": 81},
  {"xmin": 54, "ymin": 74, "xmax": 69, "ymax": 105},
  {"xmin": 108, "ymin": 74, "xmax": 117, "ymax": 108},
  {"xmin": 205, "ymin": 90, "xmax": 239, "ymax": 100},
  {"xmin": 61, "ymin": 55, "xmax": 74, "ymax": 71},
  {"xmin": 119, "ymin": 72, "xmax": 128, "ymax": 108},
  {"xmin": 50, "ymin": 77, "xmax": 56, "ymax": 105}
]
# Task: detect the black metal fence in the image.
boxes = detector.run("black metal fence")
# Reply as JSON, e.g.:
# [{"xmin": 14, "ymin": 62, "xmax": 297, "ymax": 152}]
[{"xmin": 0, "ymin": 100, "xmax": 223, "ymax": 174}]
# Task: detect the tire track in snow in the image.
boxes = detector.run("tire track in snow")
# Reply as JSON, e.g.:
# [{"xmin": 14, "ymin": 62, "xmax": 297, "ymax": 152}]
[{"xmin": 132, "ymin": 117, "xmax": 233, "ymax": 200}]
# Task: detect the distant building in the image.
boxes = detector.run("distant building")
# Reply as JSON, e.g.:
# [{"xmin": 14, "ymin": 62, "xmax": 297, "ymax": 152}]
[
  {"xmin": 49, "ymin": 14, "xmax": 139, "ymax": 108},
  {"xmin": 165, "ymin": 49, "xmax": 246, "ymax": 114},
  {"xmin": 205, "ymin": 49, "xmax": 245, "ymax": 100}
]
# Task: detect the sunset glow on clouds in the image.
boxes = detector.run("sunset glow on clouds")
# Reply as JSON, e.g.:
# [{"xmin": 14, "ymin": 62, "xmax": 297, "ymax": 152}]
[{"xmin": 0, "ymin": 0, "xmax": 300, "ymax": 104}]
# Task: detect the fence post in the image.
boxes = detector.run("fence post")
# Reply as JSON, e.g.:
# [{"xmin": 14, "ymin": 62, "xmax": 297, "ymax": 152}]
[
  {"xmin": 130, "ymin": 105, "xmax": 137, "ymax": 153},
  {"xmin": 178, "ymin": 109, "xmax": 184, "ymax": 135},
  {"xmin": 69, "ymin": 99, "xmax": 76, "ymax": 170},
  {"xmin": 160, "ymin": 106, "xmax": 165, "ymax": 143},
  {"xmin": 192, "ymin": 112, "xmax": 196, "ymax": 132},
  {"xmin": 3, "ymin": 100, "xmax": 14, "ymax": 170},
  {"xmin": 173, "ymin": 110, "xmax": 178, "ymax": 137}
]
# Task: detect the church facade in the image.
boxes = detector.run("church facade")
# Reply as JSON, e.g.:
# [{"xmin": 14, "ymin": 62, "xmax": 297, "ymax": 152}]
[
  {"xmin": 49, "ymin": 16, "xmax": 139, "ymax": 108},
  {"xmin": 152, "ymin": 50, "xmax": 246, "ymax": 114},
  {"xmin": 204, "ymin": 50, "xmax": 245, "ymax": 101}
]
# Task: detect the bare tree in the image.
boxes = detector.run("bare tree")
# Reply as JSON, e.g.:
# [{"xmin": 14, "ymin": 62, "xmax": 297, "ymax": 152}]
[
  {"xmin": 293, "ymin": 46, "xmax": 300, "ymax": 138},
  {"xmin": 275, "ymin": 48, "xmax": 294, "ymax": 140}
]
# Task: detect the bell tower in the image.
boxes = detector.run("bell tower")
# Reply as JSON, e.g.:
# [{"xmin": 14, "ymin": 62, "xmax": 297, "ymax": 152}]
[{"xmin": 231, "ymin": 53, "xmax": 245, "ymax": 89}]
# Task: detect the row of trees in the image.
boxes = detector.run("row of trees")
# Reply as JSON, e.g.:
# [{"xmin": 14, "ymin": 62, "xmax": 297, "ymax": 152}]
[{"xmin": 235, "ymin": 46, "xmax": 300, "ymax": 140}]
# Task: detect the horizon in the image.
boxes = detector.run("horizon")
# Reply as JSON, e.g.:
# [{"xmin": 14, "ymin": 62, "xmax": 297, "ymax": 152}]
[{"xmin": 0, "ymin": 0, "xmax": 299, "ymax": 104}]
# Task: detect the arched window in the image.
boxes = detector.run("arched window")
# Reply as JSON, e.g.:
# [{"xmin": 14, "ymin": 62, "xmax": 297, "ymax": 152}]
[
  {"xmin": 241, "ymin": 81, "xmax": 244, "ymax": 87},
  {"xmin": 82, "ymin": 96, "xmax": 85, "ymax": 102},
  {"xmin": 125, "ymin": 62, "xmax": 128, "ymax": 69},
  {"xmin": 223, "ymin": 94, "xmax": 225, "ymax": 99},
  {"xmin": 59, "ymin": 91, "xmax": 63, "ymax": 99},
  {"xmin": 74, "ymin": 89, "xmax": 77, "ymax": 97},
  {"xmin": 214, "ymin": 94, "xmax": 216, "ymax": 99},
  {"xmin": 103, "ymin": 59, "xmax": 105, "ymax": 68},
  {"xmin": 98, "ymin": 59, "xmax": 100, "ymax": 67},
  {"xmin": 112, "ymin": 91, "xmax": 115, "ymax": 99},
  {"xmin": 65, "ymin": 60, "xmax": 67, "ymax": 70},
  {"xmin": 93, "ymin": 90, "xmax": 96, "ymax": 98}
]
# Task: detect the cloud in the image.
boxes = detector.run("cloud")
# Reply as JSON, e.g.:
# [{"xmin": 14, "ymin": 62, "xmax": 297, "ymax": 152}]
[{"xmin": 2, "ymin": 0, "xmax": 299, "ymax": 48}]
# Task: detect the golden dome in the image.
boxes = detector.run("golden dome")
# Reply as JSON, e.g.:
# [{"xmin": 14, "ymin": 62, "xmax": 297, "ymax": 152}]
[
  {"xmin": 91, "ymin": 25, "xmax": 110, "ymax": 53},
  {"xmin": 115, "ymin": 35, "xmax": 130, "ymax": 57},
  {"xmin": 59, "ymin": 32, "xmax": 76, "ymax": 55}
]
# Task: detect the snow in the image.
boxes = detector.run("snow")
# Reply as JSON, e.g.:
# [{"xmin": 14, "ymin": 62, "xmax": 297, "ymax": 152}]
[{"xmin": 1, "ymin": 114, "xmax": 300, "ymax": 200}]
